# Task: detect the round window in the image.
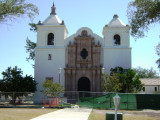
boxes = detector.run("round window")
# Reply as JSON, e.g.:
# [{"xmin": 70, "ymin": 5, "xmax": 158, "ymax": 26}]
[{"xmin": 80, "ymin": 48, "xmax": 88, "ymax": 59}]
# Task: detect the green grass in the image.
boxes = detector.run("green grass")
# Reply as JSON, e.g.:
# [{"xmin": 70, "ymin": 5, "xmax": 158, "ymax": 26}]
[
  {"xmin": 0, "ymin": 108, "xmax": 160, "ymax": 120},
  {"xmin": 89, "ymin": 110, "xmax": 105, "ymax": 120},
  {"xmin": 88, "ymin": 109, "xmax": 160, "ymax": 120},
  {"xmin": 0, "ymin": 108, "xmax": 57, "ymax": 120}
]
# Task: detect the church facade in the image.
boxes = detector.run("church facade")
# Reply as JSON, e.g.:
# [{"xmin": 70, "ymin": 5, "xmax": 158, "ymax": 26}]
[{"xmin": 34, "ymin": 4, "xmax": 131, "ymax": 103}]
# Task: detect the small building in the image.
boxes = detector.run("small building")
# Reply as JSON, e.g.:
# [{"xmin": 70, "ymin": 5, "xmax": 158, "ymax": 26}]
[{"xmin": 140, "ymin": 78, "xmax": 160, "ymax": 94}]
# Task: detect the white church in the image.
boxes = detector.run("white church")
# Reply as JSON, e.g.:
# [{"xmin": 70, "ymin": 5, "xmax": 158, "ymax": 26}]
[{"xmin": 34, "ymin": 3, "xmax": 131, "ymax": 103}]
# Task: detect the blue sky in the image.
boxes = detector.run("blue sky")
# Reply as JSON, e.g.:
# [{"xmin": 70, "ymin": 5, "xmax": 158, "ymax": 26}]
[{"xmin": 0, "ymin": 0, "xmax": 160, "ymax": 79}]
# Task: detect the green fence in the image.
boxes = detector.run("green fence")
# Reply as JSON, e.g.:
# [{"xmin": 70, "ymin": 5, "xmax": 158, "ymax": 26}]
[
  {"xmin": 1, "ymin": 92, "xmax": 160, "ymax": 110},
  {"xmin": 136, "ymin": 94, "xmax": 160, "ymax": 109},
  {"xmin": 78, "ymin": 93, "xmax": 160, "ymax": 110}
]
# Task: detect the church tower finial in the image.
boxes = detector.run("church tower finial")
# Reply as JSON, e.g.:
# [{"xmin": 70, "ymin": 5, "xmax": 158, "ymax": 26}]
[
  {"xmin": 113, "ymin": 14, "xmax": 118, "ymax": 19},
  {"xmin": 53, "ymin": 2, "xmax": 55, "ymax": 7},
  {"xmin": 50, "ymin": 2, "xmax": 56, "ymax": 15}
]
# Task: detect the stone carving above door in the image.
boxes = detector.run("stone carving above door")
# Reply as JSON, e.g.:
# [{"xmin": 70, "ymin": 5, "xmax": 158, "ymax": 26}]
[
  {"xmin": 65, "ymin": 29, "xmax": 102, "ymax": 92},
  {"xmin": 81, "ymin": 30, "xmax": 88, "ymax": 37}
]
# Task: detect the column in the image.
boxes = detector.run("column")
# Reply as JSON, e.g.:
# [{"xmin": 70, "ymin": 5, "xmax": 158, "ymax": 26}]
[{"xmin": 92, "ymin": 70, "xmax": 96, "ymax": 92}]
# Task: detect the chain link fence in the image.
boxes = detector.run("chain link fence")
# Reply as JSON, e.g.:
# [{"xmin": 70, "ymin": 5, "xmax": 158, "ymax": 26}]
[
  {"xmin": 0, "ymin": 92, "xmax": 34, "ymax": 107},
  {"xmin": 0, "ymin": 92, "xmax": 160, "ymax": 109}
]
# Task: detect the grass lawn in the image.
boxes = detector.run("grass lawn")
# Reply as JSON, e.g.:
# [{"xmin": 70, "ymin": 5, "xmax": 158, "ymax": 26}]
[
  {"xmin": 0, "ymin": 108, "xmax": 57, "ymax": 120},
  {"xmin": 89, "ymin": 109, "xmax": 160, "ymax": 120},
  {"xmin": 1, "ymin": 108, "xmax": 160, "ymax": 120}
]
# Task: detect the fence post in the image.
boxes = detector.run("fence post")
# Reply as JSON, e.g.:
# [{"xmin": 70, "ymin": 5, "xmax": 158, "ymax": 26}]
[
  {"xmin": 127, "ymin": 94, "xmax": 128, "ymax": 110},
  {"xmin": 93, "ymin": 92, "xmax": 94, "ymax": 108},
  {"xmin": 13, "ymin": 92, "xmax": 15, "ymax": 104},
  {"xmin": 110, "ymin": 94, "xmax": 112, "ymax": 108},
  {"xmin": 78, "ymin": 91, "xmax": 79, "ymax": 105}
]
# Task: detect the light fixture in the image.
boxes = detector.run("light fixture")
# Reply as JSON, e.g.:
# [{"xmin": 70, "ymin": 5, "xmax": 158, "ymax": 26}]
[
  {"xmin": 113, "ymin": 93, "xmax": 120, "ymax": 120},
  {"xmin": 58, "ymin": 67, "xmax": 62, "ymax": 83},
  {"xmin": 102, "ymin": 67, "xmax": 105, "ymax": 74}
]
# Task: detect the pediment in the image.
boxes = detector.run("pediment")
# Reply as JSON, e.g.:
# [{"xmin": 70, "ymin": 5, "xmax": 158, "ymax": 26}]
[{"xmin": 65, "ymin": 27, "xmax": 103, "ymax": 46}]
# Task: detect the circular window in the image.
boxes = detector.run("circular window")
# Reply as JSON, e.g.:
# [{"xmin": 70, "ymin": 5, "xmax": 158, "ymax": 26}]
[{"xmin": 80, "ymin": 48, "xmax": 88, "ymax": 59}]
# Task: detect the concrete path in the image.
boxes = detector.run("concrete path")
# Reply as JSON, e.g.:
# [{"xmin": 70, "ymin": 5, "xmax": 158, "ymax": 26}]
[{"xmin": 30, "ymin": 108, "xmax": 92, "ymax": 120}]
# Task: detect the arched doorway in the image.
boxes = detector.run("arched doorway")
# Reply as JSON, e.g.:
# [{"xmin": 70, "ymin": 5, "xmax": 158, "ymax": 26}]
[{"xmin": 78, "ymin": 77, "xmax": 90, "ymax": 91}]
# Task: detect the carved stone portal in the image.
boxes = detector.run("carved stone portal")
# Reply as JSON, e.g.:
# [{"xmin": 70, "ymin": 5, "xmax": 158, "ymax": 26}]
[{"xmin": 65, "ymin": 30, "xmax": 102, "ymax": 93}]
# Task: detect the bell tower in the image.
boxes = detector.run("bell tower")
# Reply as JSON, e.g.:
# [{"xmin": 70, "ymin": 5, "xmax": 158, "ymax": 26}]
[
  {"xmin": 102, "ymin": 14, "xmax": 131, "ymax": 73},
  {"xmin": 34, "ymin": 2, "xmax": 68, "ymax": 103}
]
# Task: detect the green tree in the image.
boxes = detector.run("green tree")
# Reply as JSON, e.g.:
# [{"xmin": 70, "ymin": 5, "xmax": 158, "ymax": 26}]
[
  {"xmin": 110, "ymin": 67, "xmax": 143, "ymax": 93},
  {"xmin": 29, "ymin": 22, "xmax": 37, "ymax": 32},
  {"xmin": 127, "ymin": 0, "xmax": 160, "ymax": 38},
  {"xmin": 156, "ymin": 44, "xmax": 160, "ymax": 68},
  {"xmin": 102, "ymin": 73, "xmax": 122, "ymax": 92},
  {"xmin": 134, "ymin": 67, "xmax": 159, "ymax": 78},
  {"xmin": 25, "ymin": 37, "xmax": 36, "ymax": 62},
  {"xmin": 127, "ymin": 0, "xmax": 160, "ymax": 69},
  {"xmin": 0, "ymin": 0, "xmax": 39, "ymax": 23},
  {"xmin": 41, "ymin": 80, "xmax": 64, "ymax": 98},
  {"xmin": 25, "ymin": 23, "xmax": 37, "ymax": 63},
  {"xmin": 0, "ymin": 66, "xmax": 37, "ymax": 104}
]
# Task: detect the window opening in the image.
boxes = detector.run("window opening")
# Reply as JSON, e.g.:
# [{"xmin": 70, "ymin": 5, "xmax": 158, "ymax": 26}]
[
  {"xmin": 142, "ymin": 87, "xmax": 145, "ymax": 92},
  {"xmin": 46, "ymin": 77, "xmax": 53, "ymax": 82},
  {"xmin": 114, "ymin": 34, "xmax": 120, "ymax": 45},
  {"xmin": 48, "ymin": 33, "xmax": 54, "ymax": 45},
  {"xmin": 80, "ymin": 48, "xmax": 88, "ymax": 59},
  {"xmin": 48, "ymin": 54, "xmax": 52, "ymax": 60},
  {"xmin": 155, "ymin": 87, "xmax": 157, "ymax": 92}
]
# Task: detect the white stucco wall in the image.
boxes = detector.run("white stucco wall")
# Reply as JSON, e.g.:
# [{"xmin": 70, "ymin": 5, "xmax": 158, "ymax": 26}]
[
  {"xmin": 103, "ymin": 48, "xmax": 131, "ymax": 74},
  {"xmin": 140, "ymin": 85, "xmax": 160, "ymax": 94},
  {"xmin": 103, "ymin": 27, "xmax": 130, "ymax": 47},
  {"xmin": 34, "ymin": 24, "xmax": 67, "ymax": 103},
  {"xmin": 34, "ymin": 47, "xmax": 65, "ymax": 103},
  {"xmin": 102, "ymin": 25, "xmax": 131, "ymax": 74},
  {"xmin": 37, "ymin": 25, "xmax": 67, "ymax": 47}
]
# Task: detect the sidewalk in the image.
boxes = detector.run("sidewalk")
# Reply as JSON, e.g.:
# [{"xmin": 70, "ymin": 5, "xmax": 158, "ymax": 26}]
[{"xmin": 30, "ymin": 108, "xmax": 92, "ymax": 120}]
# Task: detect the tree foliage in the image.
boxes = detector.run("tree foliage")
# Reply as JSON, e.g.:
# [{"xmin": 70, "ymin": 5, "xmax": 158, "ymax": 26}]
[
  {"xmin": 0, "ymin": 0, "xmax": 39, "ymax": 23},
  {"xmin": 0, "ymin": 66, "xmax": 37, "ymax": 104},
  {"xmin": 25, "ymin": 37, "xmax": 36, "ymax": 62},
  {"xmin": 25, "ymin": 23, "xmax": 37, "ymax": 63},
  {"xmin": 134, "ymin": 67, "xmax": 159, "ymax": 78},
  {"xmin": 102, "ymin": 67, "xmax": 143, "ymax": 93},
  {"xmin": 127, "ymin": 0, "xmax": 160, "ymax": 69},
  {"xmin": 127, "ymin": 0, "xmax": 160, "ymax": 38},
  {"xmin": 41, "ymin": 80, "xmax": 64, "ymax": 98},
  {"xmin": 156, "ymin": 44, "xmax": 160, "ymax": 68},
  {"xmin": 29, "ymin": 23, "xmax": 37, "ymax": 32},
  {"xmin": 102, "ymin": 73, "xmax": 122, "ymax": 92}
]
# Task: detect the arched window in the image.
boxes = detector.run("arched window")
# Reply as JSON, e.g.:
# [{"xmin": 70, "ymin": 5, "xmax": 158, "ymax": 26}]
[
  {"xmin": 114, "ymin": 34, "xmax": 120, "ymax": 45},
  {"xmin": 47, "ymin": 33, "xmax": 54, "ymax": 45}
]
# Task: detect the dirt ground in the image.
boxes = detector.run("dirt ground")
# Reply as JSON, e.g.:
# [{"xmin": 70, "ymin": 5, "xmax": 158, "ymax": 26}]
[{"xmin": 92, "ymin": 109, "xmax": 160, "ymax": 120}]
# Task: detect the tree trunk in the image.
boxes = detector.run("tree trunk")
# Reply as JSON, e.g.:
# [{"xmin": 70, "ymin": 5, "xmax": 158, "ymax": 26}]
[{"xmin": 10, "ymin": 93, "xmax": 16, "ymax": 104}]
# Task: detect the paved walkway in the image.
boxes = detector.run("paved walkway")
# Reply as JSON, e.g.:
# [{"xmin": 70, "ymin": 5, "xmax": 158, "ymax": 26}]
[{"xmin": 30, "ymin": 108, "xmax": 92, "ymax": 120}]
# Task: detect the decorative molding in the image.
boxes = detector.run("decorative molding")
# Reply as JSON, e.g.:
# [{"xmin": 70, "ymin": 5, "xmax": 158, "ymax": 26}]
[{"xmin": 65, "ymin": 32, "xmax": 102, "ymax": 92}]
